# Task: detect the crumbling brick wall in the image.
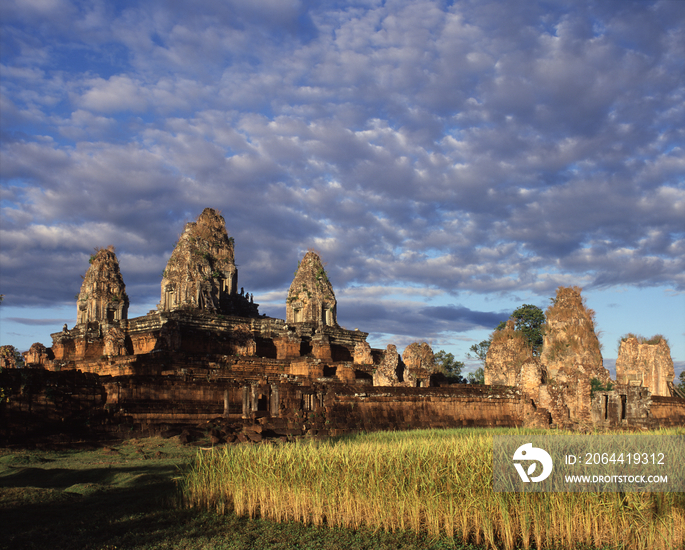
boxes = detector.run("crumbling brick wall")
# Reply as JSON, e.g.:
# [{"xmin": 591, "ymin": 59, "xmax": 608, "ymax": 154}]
[{"xmin": 0, "ymin": 368, "xmax": 107, "ymax": 444}]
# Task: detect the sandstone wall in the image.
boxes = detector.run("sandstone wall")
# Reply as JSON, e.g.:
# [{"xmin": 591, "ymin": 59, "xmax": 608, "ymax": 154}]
[
  {"xmin": 616, "ymin": 336, "xmax": 674, "ymax": 397},
  {"xmin": 323, "ymin": 385, "xmax": 528, "ymax": 432},
  {"xmin": 105, "ymin": 377, "xmax": 230, "ymax": 422},
  {"xmin": 650, "ymin": 396, "xmax": 685, "ymax": 427},
  {"xmin": 591, "ymin": 385, "xmax": 653, "ymax": 428},
  {"xmin": 485, "ymin": 320, "xmax": 534, "ymax": 386},
  {"xmin": 0, "ymin": 368, "xmax": 108, "ymax": 444}
]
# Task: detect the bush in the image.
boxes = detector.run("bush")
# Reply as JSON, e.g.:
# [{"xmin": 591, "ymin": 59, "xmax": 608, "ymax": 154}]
[{"xmin": 590, "ymin": 377, "xmax": 613, "ymax": 397}]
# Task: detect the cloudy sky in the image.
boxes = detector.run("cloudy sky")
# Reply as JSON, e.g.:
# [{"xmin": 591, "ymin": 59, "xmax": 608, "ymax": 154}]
[{"xmin": 1, "ymin": 0, "xmax": 683, "ymax": 378}]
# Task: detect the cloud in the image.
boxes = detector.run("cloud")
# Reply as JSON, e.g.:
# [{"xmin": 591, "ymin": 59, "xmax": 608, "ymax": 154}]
[
  {"xmin": 79, "ymin": 75, "xmax": 150, "ymax": 113},
  {"xmin": 1, "ymin": 1, "xmax": 684, "ymax": 356},
  {"xmin": 6, "ymin": 317, "xmax": 71, "ymax": 326}
]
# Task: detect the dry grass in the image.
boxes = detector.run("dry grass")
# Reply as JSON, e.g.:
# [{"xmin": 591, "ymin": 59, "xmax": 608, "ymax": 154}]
[
  {"xmin": 181, "ymin": 429, "xmax": 685, "ymax": 550},
  {"xmin": 490, "ymin": 325, "xmax": 528, "ymax": 346},
  {"xmin": 620, "ymin": 334, "xmax": 670, "ymax": 346}
]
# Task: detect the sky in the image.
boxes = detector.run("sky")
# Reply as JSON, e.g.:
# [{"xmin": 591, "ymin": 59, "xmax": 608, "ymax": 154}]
[{"xmin": 1, "ymin": 0, "xmax": 683, "ymax": 379}]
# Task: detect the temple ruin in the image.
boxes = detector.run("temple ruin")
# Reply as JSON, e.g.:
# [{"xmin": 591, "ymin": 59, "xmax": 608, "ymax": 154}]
[
  {"xmin": 483, "ymin": 286, "xmax": 682, "ymax": 429},
  {"xmin": 3, "ymin": 208, "xmax": 683, "ymax": 442},
  {"xmin": 484, "ymin": 320, "xmax": 534, "ymax": 387},
  {"xmin": 286, "ymin": 251, "xmax": 337, "ymax": 326},
  {"xmin": 616, "ymin": 335, "xmax": 675, "ymax": 397},
  {"xmin": 77, "ymin": 246, "xmax": 129, "ymax": 325},
  {"xmin": 159, "ymin": 208, "xmax": 257, "ymax": 317}
]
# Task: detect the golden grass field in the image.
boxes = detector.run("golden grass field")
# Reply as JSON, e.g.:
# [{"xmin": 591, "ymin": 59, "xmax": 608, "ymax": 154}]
[{"xmin": 181, "ymin": 428, "xmax": 685, "ymax": 550}]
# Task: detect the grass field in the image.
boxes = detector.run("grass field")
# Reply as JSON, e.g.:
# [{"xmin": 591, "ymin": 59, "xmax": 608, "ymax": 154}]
[
  {"xmin": 182, "ymin": 428, "xmax": 685, "ymax": 550},
  {"xmin": 2, "ymin": 429, "xmax": 684, "ymax": 549},
  {"xmin": 1, "ymin": 435, "xmax": 476, "ymax": 550}
]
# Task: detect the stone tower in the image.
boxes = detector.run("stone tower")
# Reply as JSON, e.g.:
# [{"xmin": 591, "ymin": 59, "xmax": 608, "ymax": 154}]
[
  {"xmin": 616, "ymin": 335, "xmax": 674, "ymax": 397},
  {"xmin": 76, "ymin": 246, "xmax": 129, "ymax": 325},
  {"xmin": 540, "ymin": 286, "xmax": 609, "ymax": 383},
  {"xmin": 286, "ymin": 251, "xmax": 337, "ymax": 326},
  {"xmin": 539, "ymin": 286, "xmax": 611, "ymax": 425},
  {"xmin": 159, "ymin": 208, "xmax": 239, "ymax": 313},
  {"xmin": 484, "ymin": 320, "xmax": 536, "ymax": 386}
]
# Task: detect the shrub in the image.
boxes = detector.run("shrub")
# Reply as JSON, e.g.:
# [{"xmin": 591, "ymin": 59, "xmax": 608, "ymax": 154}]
[{"xmin": 590, "ymin": 377, "xmax": 613, "ymax": 397}]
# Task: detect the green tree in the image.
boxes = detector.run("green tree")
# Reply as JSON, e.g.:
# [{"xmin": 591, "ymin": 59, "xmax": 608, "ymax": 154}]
[
  {"xmin": 467, "ymin": 340, "xmax": 490, "ymax": 365},
  {"xmin": 434, "ymin": 350, "xmax": 465, "ymax": 383},
  {"xmin": 590, "ymin": 377, "xmax": 614, "ymax": 397},
  {"xmin": 465, "ymin": 340, "xmax": 489, "ymax": 384},
  {"xmin": 678, "ymin": 371, "xmax": 685, "ymax": 392},
  {"xmin": 467, "ymin": 367, "xmax": 485, "ymax": 385},
  {"xmin": 509, "ymin": 304, "xmax": 545, "ymax": 356}
]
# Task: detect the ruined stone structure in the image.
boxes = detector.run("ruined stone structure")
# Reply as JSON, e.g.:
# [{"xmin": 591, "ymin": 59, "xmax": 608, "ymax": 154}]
[
  {"xmin": 616, "ymin": 335, "xmax": 675, "ymax": 397},
  {"xmin": 77, "ymin": 247, "xmax": 129, "ymax": 325},
  {"xmin": 373, "ymin": 344, "xmax": 403, "ymax": 387},
  {"xmin": 286, "ymin": 251, "xmax": 337, "ymax": 326},
  {"xmin": 7, "ymin": 209, "xmax": 683, "ymax": 441},
  {"xmin": 353, "ymin": 341, "xmax": 373, "ymax": 366},
  {"xmin": 540, "ymin": 287, "xmax": 609, "ymax": 383},
  {"xmin": 483, "ymin": 286, "xmax": 681, "ymax": 429},
  {"xmin": 366, "ymin": 343, "xmax": 435, "ymax": 387},
  {"xmin": 0, "ymin": 345, "xmax": 19, "ymax": 369},
  {"xmin": 24, "ymin": 343, "xmax": 54, "ymax": 365},
  {"xmin": 538, "ymin": 286, "xmax": 612, "ymax": 426},
  {"xmin": 159, "ymin": 208, "xmax": 257, "ymax": 317},
  {"xmin": 591, "ymin": 385, "xmax": 653, "ymax": 428},
  {"xmin": 402, "ymin": 342, "xmax": 435, "ymax": 384},
  {"xmin": 484, "ymin": 320, "xmax": 535, "ymax": 386}
]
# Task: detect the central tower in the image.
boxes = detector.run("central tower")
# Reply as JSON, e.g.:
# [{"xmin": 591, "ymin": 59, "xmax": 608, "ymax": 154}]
[{"xmin": 159, "ymin": 208, "xmax": 248, "ymax": 314}]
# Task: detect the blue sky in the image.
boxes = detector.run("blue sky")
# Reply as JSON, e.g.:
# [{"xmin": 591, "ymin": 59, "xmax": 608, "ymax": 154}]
[{"xmin": 1, "ymin": 0, "xmax": 683, "ymax": 379}]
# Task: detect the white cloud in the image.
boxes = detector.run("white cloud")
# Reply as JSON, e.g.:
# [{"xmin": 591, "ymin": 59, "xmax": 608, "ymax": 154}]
[
  {"xmin": 1, "ymin": 0, "xmax": 684, "ymax": 358},
  {"xmin": 79, "ymin": 75, "xmax": 150, "ymax": 113}
]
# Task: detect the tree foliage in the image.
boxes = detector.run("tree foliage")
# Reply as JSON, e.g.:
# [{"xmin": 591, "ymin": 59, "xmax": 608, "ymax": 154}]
[
  {"xmin": 509, "ymin": 304, "xmax": 545, "ymax": 356},
  {"xmin": 467, "ymin": 367, "xmax": 485, "ymax": 385},
  {"xmin": 678, "ymin": 371, "xmax": 685, "ymax": 393},
  {"xmin": 590, "ymin": 377, "xmax": 614, "ymax": 397},
  {"xmin": 467, "ymin": 340, "xmax": 490, "ymax": 365},
  {"xmin": 433, "ymin": 350, "xmax": 465, "ymax": 383},
  {"xmin": 464, "ymin": 341, "xmax": 488, "ymax": 384}
]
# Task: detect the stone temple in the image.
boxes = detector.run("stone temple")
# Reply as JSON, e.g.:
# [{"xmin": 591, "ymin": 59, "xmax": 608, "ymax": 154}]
[{"xmin": 3, "ymin": 208, "xmax": 684, "ymax": 441}]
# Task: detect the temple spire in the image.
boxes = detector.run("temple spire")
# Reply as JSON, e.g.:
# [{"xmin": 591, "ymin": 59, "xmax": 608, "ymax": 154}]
[
  {"xmin": 77, "ymin": 246, "xmax": 128, "ymax": 325},
  {"xmin": 286, "ymin": 251, "xmax": 337, "ymax": 326}
]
